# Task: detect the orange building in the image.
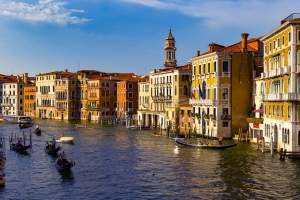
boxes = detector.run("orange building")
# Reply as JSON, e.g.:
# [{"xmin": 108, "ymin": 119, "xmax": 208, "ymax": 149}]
[
  {"xmin": 24, "ymin": 82, "xmax": 36, "ymax": 118},
  {"xmin": 117, "ymin": 75, "xmax": 141, "ymax": 125}
]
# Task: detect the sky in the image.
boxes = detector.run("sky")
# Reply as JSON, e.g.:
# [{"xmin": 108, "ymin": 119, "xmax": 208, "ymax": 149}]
[{"xmin": 0, "ymin": 0, "xmax": 300, "ymax": 77}]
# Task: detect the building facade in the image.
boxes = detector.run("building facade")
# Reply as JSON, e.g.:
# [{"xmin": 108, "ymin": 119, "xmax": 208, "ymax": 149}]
[
  {"xmin": 190, "ymin": 33, "xmax": 263, "ymax": 138},
  {"xmin": 261, "ymin": 13, "xmax": 300, "ymax": 151}
]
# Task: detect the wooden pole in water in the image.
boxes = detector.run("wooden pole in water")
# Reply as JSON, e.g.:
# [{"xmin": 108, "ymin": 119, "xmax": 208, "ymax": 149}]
[
  {"xmin": 270, "ymin": 135, "xmax": 273, "ymax": 155},
  {"xmin": 30, "ymin": 131, "xmax": 32, "ymax": 147},
  {"xmin": 262, "ymin": 137, "xmax": 265, "ymax": 153}
]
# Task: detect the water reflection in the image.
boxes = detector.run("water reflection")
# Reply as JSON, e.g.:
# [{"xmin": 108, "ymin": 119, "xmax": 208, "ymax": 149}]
[{"xmin": 59, "ymin": 170, "xmax": 75, "ymax": 184}]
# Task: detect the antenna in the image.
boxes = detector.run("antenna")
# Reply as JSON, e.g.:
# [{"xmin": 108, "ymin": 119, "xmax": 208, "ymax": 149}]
[{"xmin": 78, "ymin": 63, "xmax": 80, "ymax": 71}]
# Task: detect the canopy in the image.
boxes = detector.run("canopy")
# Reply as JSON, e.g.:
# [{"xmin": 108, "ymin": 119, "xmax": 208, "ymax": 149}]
[{"xmin": 252, "ymin": 108, "xmax": 264, "ymax": 113}]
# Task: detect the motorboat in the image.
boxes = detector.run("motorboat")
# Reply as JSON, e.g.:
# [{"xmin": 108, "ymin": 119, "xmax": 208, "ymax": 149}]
[{"xmin": 56, "ymin": 134, "xmax": 74, "ymax": 143}]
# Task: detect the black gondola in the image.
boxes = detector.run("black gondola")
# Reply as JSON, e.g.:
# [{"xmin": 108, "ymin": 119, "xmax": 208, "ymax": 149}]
[
  {"xmin": 34, "ymin": 128, "xmax": 42, "ymax": 135},
  {"xmin": 55, "ymin": 159, "xmax": 75, "ymax": 171},
  {"xmin": 176, "ymin": 140, "xmax": 238, "ymax": 149},
  {"xmin": 45, "ymin": 142, "xmax": 60, "ymax": 154},
  {"xmin": 10, "ymin": 143, "xmax": 31, "ymax": 152},
  {"xmin": 19, "ymin": 123, "xmax": 34, "ymax": 129}
]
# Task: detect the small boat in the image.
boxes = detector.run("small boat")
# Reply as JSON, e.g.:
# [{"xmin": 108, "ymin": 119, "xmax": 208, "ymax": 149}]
[
  {"xmin": 75, "ymin": 124, "xmax": 87, "ymax": 128},
  {"xmin": 0, "ymin": 173, "xmax": 5, "ymax": 187},
  {"xmin": 140, "ymin": 126, "xmax": 151, "ymax": 130},
  {"xmin": 10, "ymin": 143, "xmax": 31, "ymax": 152},
  {"xmin": 19, "ymin": 122, "xmax": 34, "ymax": 129},
  {"xmin": 173, "ymin": 137, "xmax": 185, "ymax": 141},
  {"xmin": 34, "ymin": 128, "xmax": 42, "ymax": 135},
  {"xmin": 153, "ymin": 132, "xmax": 161, "ymax": 136},
  {"xmin": 176, "ymin": 140, "xmax": 238, "ymax": 149},
  {"xmin": 55, "ymin": 157, "xmax": 75, "ymax": 171},
  {"xmin": 56, "ymin": 134, "xmax": 74, "ymax": 143},
  {"xmin": 127, "ymin": 125, "xmax": 140, "ymax": 130},
  {"xmin": 45, "ymin": 142, "xmax": 61, "ymax": 154}
]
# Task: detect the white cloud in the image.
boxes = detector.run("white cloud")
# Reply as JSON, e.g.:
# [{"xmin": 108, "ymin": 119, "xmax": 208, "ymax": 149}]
[
  {"xmin": 121, "ymin": 0, "xmax": 300, "ymax": 29},
  {"xmin": 0, "ymin": 0, "xmax": 89, "ymax": 24}
]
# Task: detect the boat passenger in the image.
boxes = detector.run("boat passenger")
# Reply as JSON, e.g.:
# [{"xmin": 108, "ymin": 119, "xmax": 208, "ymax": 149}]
[
  {"xmin": 52, "ymin": 138, "xmax": 56, "ymax": 148},
  {"xmin": 59, "ymin": 151, "xmax": 67, "ymax": 162},
  {"xmin": 198, "ymin": 141, "xmax": 203, "ymax": 145},
  {"xmin": 17, "ymin": 137, "xmax": 23, "ymax": 147},
  {"xmin": 218, "ymin": 136, "xmax": 223, "ymax": 145}
]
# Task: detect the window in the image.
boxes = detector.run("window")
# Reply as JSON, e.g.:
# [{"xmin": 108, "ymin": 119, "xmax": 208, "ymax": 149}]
[
  {"xmin": 168, "ymin": 52, "xmax": 172, "ymax": 60},
  {"xmin": 222, "ymin": 61, "xmax": 229, "ymax": 72},
  {"xmin": 214, "ymin": 62, "xmax": 216, "ymax": 72},
  {"xmin": 278, "ymin": 38, "xmax": 280, "ymax": 48},
  {"xmin": 128, "ymin": 92, "xmax": 133, "ymax": 98},
  {"xmin": 288, "ymin": 32, "xmax": 291, "ymax": 42},
  {"xmin": 223, "ymin": 122, "xmax": 228, "ymax": 127},
  {"xmin": 128, "ymin": 83, "xmax": 133, "ymax": 89},
  {"xmin": 282, "ymin": 36, "xmax": 285, "ymax": 45},
  {"xmin": 269, "ymin": 43, "xmax": 272, "ymax": 51},
  {"xmin": 222, "ymin": 88, "xmax": 228, "ymax": 99},
  {"xmin": 203, "ymin": 64, "xmax": 206, "ymax": 74},
  {"xmin": 208, "ymin": 63, "xmax": 210, "ymax": 73}
]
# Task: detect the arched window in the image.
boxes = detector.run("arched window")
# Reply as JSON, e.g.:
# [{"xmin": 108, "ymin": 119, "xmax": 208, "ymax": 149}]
[{"xmin": 106, "ymin": 90, "xmax": 109, "ymax": 96}]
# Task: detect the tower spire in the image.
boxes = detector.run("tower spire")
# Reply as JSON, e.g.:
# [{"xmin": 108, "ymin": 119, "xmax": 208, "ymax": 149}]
[{"xmin": 164, "ymin": 29, "xmax": 177, "ymax": 68}]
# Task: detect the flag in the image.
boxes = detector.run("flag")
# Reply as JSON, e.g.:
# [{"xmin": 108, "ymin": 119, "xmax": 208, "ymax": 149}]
[
  {"xmin": 191, "ymin": 92, "xmax": 196, "ymax": 99},
  {"xmin": 198, "ymin": 84, "xmax": 204, "ymax": 99}
]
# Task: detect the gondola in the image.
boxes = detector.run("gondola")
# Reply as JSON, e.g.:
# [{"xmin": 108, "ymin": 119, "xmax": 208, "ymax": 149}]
[
  {"xmin": 176, "ymin": 140, "xmax": 238, "ymax": 149},
  {"xmin": 45, "ymin": 142, "xmax": 61, "ymax": 154},
  {"xmin": 55, "ymin": 159, "xmax": 75, "ymax": 171},
  {"xmin": 34, "ymin": 128, "xmax": 42, "ymax": 135},
  {"xmin": 9, "ymin": 143, "xmax": 31, "ymax": 152},
  {"xmin": 19, "ymin": 122, "xmax": 34, "ymax": 129}
]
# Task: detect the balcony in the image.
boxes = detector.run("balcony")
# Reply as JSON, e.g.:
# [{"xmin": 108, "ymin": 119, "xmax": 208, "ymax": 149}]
[
  {"xmin": 1, "ymin": 103, "xmax": 12, "ymax": 107},
  {"xmin": 211, "ymin": 72, "xmax": 217, "ymax": 78},
  {"xmin": 142, "ymin": 103, "xmax": 149, "ymax": 108},
  {"xmin": 222, "ymin": 72, "xmax": 230, "ymax": 77},
  {"xmin": 262, "ymin": 93, "xmax": 300, "ymax": 101},
  {"xmin": 189, "ymin": 99, "xmax": 217, "ymax": 106}
]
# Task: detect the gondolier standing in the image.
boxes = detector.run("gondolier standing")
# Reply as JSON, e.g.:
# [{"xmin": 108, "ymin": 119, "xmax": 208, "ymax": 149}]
[{"xmin": 218, "ymin": 136, "xmax": 223, "ymax": 145}]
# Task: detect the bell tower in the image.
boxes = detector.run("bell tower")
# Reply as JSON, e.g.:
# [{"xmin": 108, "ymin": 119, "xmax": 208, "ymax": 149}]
[{"xmin": 164, "ymin": 29, "xmax": 177, "ymax": 68}]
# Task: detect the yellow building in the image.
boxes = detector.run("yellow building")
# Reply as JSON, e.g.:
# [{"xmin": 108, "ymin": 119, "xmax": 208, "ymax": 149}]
[
  {"xmin": 190, "ymin": 33, "xmax": 263, "ymax": 138},
  {"xmin": 261, "ymin": 13, "xmax": 300, "ymax": 152},
  {"xmin": 138, "ymin": 29, "xmax": 192, "ymax": 130},
  {"xmin": 35, "ymin": 70, "xmax": 72, "ymax": 119}
]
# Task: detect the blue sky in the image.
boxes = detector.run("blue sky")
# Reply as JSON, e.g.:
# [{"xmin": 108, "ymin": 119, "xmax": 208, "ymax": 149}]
[{"xmin": 0, "ymin": 0, "xmax": 299, "ymax": 77}]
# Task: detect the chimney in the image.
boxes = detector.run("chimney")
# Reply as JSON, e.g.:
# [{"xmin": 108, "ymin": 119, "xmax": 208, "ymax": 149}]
[
  {"xmin": 65, "ymin": 69, "xmax": 68, "ymax": 72},
  {"xmin": 241, "ymin": 33, "xmax": 249, "ymax": 53},
  {"xmin": 196, "ymin": 50, "xmax": 200, "ymax": 56}
]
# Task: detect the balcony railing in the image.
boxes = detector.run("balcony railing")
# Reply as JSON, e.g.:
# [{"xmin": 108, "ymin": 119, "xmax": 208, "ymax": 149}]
[
  {"xmin": 262, "ymin": 93, "xmax": 300, "ymax": 101},
  {"xmin": 189, "ymin": 99, "xmax": 217, "ymax": 106},
  {"xmin": 0, "ymin": 103, "xmax": 12, "ymax": 107}
]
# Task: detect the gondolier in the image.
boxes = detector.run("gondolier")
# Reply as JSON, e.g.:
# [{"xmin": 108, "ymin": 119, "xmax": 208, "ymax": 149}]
[{"xmin": 218, "ymin": 136, "xmax": 223, "ymax": 145}]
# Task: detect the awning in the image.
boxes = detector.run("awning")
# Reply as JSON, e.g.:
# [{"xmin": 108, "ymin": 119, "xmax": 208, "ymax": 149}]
[{"xmin": 252, "ymin": 108, "xmax": 264, "ymax": 113}]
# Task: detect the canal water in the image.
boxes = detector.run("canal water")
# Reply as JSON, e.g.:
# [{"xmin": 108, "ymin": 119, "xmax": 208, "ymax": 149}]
[{"xmin": 0, "ymin": 119, "xmax": 300, "ymax": 199}]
